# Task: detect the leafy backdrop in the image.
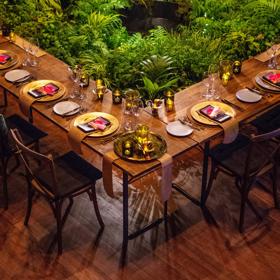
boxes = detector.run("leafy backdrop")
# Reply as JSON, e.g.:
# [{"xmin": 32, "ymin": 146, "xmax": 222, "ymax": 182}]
[{"xmin": 1, "ymin": 0, "xmax": 280, "ymax": 99}]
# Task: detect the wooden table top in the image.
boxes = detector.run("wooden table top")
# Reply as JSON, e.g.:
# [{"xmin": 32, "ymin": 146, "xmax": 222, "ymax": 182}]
[{"xmin": 1, "ymin": 37, "xmax": 279, "ymax": 178}]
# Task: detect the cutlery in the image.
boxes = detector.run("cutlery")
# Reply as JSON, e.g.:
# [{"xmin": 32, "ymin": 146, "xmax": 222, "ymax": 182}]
[
  {"xmin": 178, "ymin": 117, "xmax": 201, "ymax": 131},
  {"xmin": 61, "ymin": 106, "xmax": 80, "ymax": 117},
  {"xmin": 12, "ymin": 74, "xmax": 32, "ymax": 84},
  {"xmin": 245, "ymin": 87, "xmax": 263, "ymax": 95},
  {"xmin": 246, "ymin": 87, "xmax": 272, "ymax": 97},
  {"xmin": 15, "ymin": 77, "xmax": 34, "ymax": 88},
  {"xmin": 185, "ymin": 115, "xmax": 205, "ymax": 130},
  {"xmin": 221, "ymin": 98, "xmax": 244, "ymax": 112}
]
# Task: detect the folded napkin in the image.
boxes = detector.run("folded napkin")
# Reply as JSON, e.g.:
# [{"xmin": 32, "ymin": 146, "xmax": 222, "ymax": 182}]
[
  {"xmin": 13, "ymin": 35, "xmax": 46, "ymax": 57},
  {"xmin": 102, "ymin": 151, "xmax": 173, "ymax": 202},
  {"xmin": 0, "ymin": 54, "xmax": 11, "ymax": 65},
  {"xmin": 255, "ymin": 44, "xmax": 280, "ymax": 62},
  {"xmin": 19, "ymin": 90, "xmax": 37, "ymax": 118},
  {"xmin": 68, "ymin": 120, "xmax": 89, "ymax": 154},
  {"xmin": 219, "ymin": 119, "xmax": 239, "ymax": 144}
]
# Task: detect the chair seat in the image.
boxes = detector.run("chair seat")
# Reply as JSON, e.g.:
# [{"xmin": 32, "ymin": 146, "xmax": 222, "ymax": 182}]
[
  {"xmin": 35, "ymin": 151, "xmax": 102, "ymax": 198},
  {"xmin": 6, "ymin": 114, "xmax": 47, "ymax": 146},
  {"xmin": 252, "ymin": 105, "xmax": 280, "ymax": 133},
  {"xmin": 210, "ymin": 134, "xmax": 278, "ymax": 176}
]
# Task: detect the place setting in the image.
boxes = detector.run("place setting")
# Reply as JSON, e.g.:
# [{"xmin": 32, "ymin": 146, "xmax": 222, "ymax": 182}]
[
  {"xmin": 0, "ymin": 49, "xmax": 19, "ymax": 72},
  {"xmin": 254, "ymin": 69, "xmax": 280, "ymax": 94},
  {"xmin": 19, "ymin": 79, "xmax": 66, "ymax": 116}
]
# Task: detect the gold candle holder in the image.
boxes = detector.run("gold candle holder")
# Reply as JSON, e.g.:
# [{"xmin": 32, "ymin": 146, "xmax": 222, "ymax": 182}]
[
  {"xmin": 232, "ymin": 60, "xmax": 242, "ymax": 74},
  {"xmin": 219, "ymin": 60, "xmax": 233, "ymax": 86},
  {"xmin": 164, "ymin": 90, "xmax": 175, "ymax": 104},
  {"xmin": 165, "ymin": 98, "xmax": 174, "ymax": 112},
  {"xmin": 112, "ymin": 89, "xmax": 122, "ymax": 104}
]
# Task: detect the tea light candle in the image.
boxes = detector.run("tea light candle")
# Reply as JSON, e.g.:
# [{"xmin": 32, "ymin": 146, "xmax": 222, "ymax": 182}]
[
  {"xmin": 122, "ymin": 140, "xmax": 134, "ymax": 157},
  {"xmin": 232, "ymin": 60, "xmax": 242, "ymax": 74},
  {"xmin": 164, "ymin": 90, "xmax": 175, "ymax": 104},
  {"xmin": 112, "ymin": 89, "xmax": 122, "ymax": 104},
  {"xmin": 165, "ymin": 98, "xmax": 174, "ymax": 112}
]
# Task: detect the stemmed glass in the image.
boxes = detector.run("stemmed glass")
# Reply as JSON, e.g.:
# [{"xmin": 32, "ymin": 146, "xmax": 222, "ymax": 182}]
[
  {"xmin": 202, "ymin": 64, "xmax": 219, "ymax": 100},
  {"xmin": 267, "ymin": 45, "xmax": 280, "ymax": 69},
  {"xmin": 21, "ymin": 40, "xmax": 31, "ymax": 67},
  {"xmin": 68, "ymin": 65, "xmax": 81, "ymax": 99},
  {"xmin": 29, "ymin": 38, "xmax": 40, "ymax": 67}
]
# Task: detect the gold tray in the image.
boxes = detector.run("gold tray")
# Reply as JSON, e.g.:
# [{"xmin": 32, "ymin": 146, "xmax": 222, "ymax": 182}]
[
  {"xmin": 0, "ymin": 50, "xmax": 18, "ymax": 70},
  {"xmin": 20, "ymin": 80, "xmax": 66, "ymax": 102},
  {"xmin": 114, "ymin": 131, "xmax": 167, "ymax": 162},
  {"xmin": 255, "ymin": 70, "xmax": 280, "ymax": 93},
  {"xmin": 73, "ymin": 112, "xmax": 119, "ymax": 137},
  {"xmin": 190, "ymin": 101, "xmax": 236, "ymax": 126}
]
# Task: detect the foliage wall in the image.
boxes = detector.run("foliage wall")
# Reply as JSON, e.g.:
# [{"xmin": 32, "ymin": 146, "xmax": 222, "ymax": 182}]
[{"xmin": 1, "ymin": 0, "xmax": 280, "ymax": 99}]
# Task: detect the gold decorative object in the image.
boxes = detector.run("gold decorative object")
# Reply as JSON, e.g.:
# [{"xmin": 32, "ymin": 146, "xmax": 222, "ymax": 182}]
[
  {"xmin": 232, "ymin": 60, "xmax": 242, "ymax": 74},
  {"xmin": 20, "ymin": 80, "xmax": 66, "ymax": 102},
  {"xmin": 122, "ymin": 140, "xmax": 134, "ymax": 157},
  {"xmin": 190, "ymin": 101, "xmax": 236, "ymax": 126},
  {"xmin": 114, "ymin": 131, "xmax": 167, "ymax": 162},
  {"xmin": 112, "ymin": 89, "xmax": 122, "ymax": 104},
  {"xmin": 219, "ymin": 60, "xmax": 233, "ymax": 86},
  {"xmin": 80, "ymin": 72, "xmax": 89, "ymax": 87},
  {"xmin": 164, "ymin": 90, "xmax": 175, "ymax": 103},
  {"xmin": 165, "ymin": 98, "xmax": 174, "ymax": 112},
  {"xmin": 146, "ymin": 99, "xmax": 163, "ymax": 117},
  {"xmin": 0, "ymin": 49, "xmax": 18, "ymax": 70},
  {"xmin": 73, "ymin": 112, "xmax": 119, "ymax": 137}
]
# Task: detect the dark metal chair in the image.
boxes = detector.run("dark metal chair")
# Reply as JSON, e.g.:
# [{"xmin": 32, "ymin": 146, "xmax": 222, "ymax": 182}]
[
  {"xmin": 204, "ymin": 128, "xmax": 280, "ymax": 233},
  {"xmin": 0, "ymin": 114, "xmax": 47, "ymax": 209},
  {"xmin": 10, "ymin": 128, "xmax": 104, "ymax": 255}
]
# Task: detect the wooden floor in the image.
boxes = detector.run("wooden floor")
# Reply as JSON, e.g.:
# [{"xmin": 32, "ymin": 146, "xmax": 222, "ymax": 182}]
[{"xmin": 1, "ymin": 93, "xmax": 280, "ymax": 280}]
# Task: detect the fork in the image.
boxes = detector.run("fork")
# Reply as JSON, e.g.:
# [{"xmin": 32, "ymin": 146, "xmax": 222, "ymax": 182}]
[
  {"xmin": 184, "ymin": 115, "xmax": 205, "ymax": 130},
  {"xmin": 179, "ymin": 116, "xmax": 202, "ymax": 131}
]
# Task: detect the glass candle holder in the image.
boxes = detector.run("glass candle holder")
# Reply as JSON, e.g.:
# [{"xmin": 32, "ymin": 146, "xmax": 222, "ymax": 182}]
[
  {"xmin": 165, "ymin": 98, "xmax": 174, "ymax": 112},
  {"xmin": 135, "ymin": 124, "xmax": 150, "ymax": 144},
  {"xmin": 112, "ymin": 89, "xmax": 122, "ymax": 104},
  {"xmin": 164, "ymin": 90, "xmax": 175, "ymax": 104},
  {"xmin": 232, "ymin": 60, "xmax": 242, "ymax": 74},
  {"xmin": 219, "ymin": 60, "xmax": 233, "ymax": 86}
]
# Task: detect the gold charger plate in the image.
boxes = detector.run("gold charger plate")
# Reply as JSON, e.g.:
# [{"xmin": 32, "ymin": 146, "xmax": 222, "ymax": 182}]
[
  {"xmin": 0, "ymin": 49, "xmax": 18, "ymax": 70},
  {"xmin": 73, "ymin": 112, "xmax": 119, "ymax": 137},
  {"xmin": 255, "ymin": 70, "xmax": 280, "ymax": 93},
  {"xmin": 114, "ymin": 131, "xmax": 167, "ymax": 162},
  {"xmin": 190, "ymin": 101, "xmax": 236, "ymax": 126},
  {"xmin": 20, "ymin": 80, "xmax": 66, "ymax": 102}
]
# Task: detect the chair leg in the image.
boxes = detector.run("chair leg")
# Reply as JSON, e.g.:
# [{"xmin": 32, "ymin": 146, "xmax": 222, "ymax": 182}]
[
  {"xmin": 203, "ymin": 162, "xmax": 217, "ymax": 205},
  {"xmin": 272, "ymin": 163, "xmax": 279, "ymax": 209},
  {"xmin": 54, "ymin": 200, "xmax": 63, "ymax": 255},
  {"xmin": 1, "ymin": 158, "xmax": 9, "ymax": 210},
  {"xmin": 89, "ymin": 185, "xmax": 104, "ymax": 229},
  {"xmin": 239, "ymin": 181, "xmax": 251, "ymax": 233},
  {"xmin": 24, "ymin": 182, "xmax": 34, "ymax": 226}
]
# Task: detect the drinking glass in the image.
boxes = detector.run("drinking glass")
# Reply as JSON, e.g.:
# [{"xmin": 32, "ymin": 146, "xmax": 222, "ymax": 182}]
[
  {"xmin": 21, "ymin": 40, "xmax": 31, "ymax": 67},
  {"xmin": 29, "ymin": 38, "xmax": 40, "ymax": 67},
  {"xmin": 219, "ymin": 60, "xmax": 233, "ymax": 86},
  {"xmin": 267, "ymin": 45, "xmax": 280, "ymax": 69},
  {"xmin": 202, "ymin": 64, "xmax": 219, "ymax": 100}
]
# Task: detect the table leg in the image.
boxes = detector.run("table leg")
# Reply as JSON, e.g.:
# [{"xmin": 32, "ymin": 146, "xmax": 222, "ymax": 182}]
[
  {"xmin": 122, "ymin": 171, "xmax": 129, "ymax": 253},
  {"xmin": 200, "ymin": 140, "xmax": 210, "ymax": 207}
]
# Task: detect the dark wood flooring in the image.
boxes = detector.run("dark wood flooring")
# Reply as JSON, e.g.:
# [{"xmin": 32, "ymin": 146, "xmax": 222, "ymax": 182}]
[{"xmin": 0, "ymin": 92, "xmax": 280, "ymax": 280}]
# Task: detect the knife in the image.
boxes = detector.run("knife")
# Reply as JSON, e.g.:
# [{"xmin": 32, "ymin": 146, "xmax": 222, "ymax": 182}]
[
  {"xmin": 61, "ymin": 106, "xmax": 80, "ymax": 117},
  {"xmin": 221, "ymin": 98, "xmax": 245, "ymax": 112}
]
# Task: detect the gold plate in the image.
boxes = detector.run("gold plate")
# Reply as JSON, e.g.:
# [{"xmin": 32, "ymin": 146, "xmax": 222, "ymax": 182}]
[
  {"xmin": 255, "ymin": 70, "xmax": 280, "ymax": 93},
  {"xmin": 114, "ymin": 131, "xmax": 167, "ymax": 162},
  {"xmin": 73, "ymin": 112, "xmax": 119, "ymax": 137},
  {"xmin": 190, "ymin": 101, "xmax": 236, "ymax": 126},
  {"xmin": 0, "ymin": 50, "xmax": 18, "ymax": 70},
  {"xmin": 20, "ymin": 80, "xmax": 66, "ymax": 102}
]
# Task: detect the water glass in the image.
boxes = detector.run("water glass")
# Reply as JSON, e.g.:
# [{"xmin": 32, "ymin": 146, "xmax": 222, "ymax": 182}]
[
  {"xmin": 267, "ymin": 45, "xmax": 280, "ymax": 69},
  {"xmin": 29, "ymin": 38, "xmax": 40, "ymax": 67}
]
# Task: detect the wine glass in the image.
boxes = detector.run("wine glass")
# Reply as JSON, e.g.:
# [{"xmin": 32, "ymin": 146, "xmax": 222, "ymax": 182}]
[
  {"xmin": 202, "ymin": 64, "xmax": 218, "ymax": 100},
  {"xmin": 21, "ymin": 40, "xmax": 31, "ymax": 67},
  {"xmin": 267, "ymin": 45, "xmax": 280, "ymax": 69},
  {"xmin": 29, "ymin": 38, "xmax": 40, "ymax": 67}
]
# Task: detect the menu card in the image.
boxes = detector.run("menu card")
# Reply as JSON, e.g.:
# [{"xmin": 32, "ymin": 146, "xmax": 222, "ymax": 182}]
[
  {"xmin": 263, "ymin": 72, "xmax": 280, "ymax": 87},
  {"xmin": 78, "ymin": 116, "xmax": 111, "ymax": 132},
  {"xmin": 199, "ymin": 105, "xmax": 231, "ymax": 123},
  {"xmin": 0, "ymin": 54, "xmax": 11, "ymax": 65},
  {"xmin": 28, "ymin": 83, "xmax": 59, "ymax": 98}
]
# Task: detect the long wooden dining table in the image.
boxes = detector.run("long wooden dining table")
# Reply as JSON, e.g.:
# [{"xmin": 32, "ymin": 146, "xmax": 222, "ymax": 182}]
[{"xmin": 1, "ymin": 35, "xmax": 280, "ymax": 256}]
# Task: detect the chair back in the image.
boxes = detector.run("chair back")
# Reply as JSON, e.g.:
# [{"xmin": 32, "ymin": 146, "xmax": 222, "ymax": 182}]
[
  {"xmin": 244, "ymin": 127, "xmax": 280, "ymax": 178},
  {"xmin": 0, "ymin": 114, "xmax": 14, "ymax": 158},
  {"xmin": 10, "ymin": 128, "xmax": 59, "ymax": 198}
]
